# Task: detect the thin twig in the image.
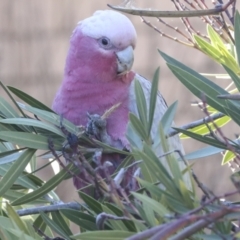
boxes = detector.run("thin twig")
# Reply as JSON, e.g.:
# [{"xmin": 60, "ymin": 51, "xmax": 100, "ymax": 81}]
[
  {"xmin": 108, "ymin": 0, "xmax": 236, "ymax": 18},
  {"xmin": 168, "ymin": 112, "xmax": 224, "ymax": 137}
]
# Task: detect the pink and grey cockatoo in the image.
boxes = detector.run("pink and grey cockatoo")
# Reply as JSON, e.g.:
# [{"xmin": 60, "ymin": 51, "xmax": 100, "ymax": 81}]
[{"xmin": 52, "ymin": 10, "xmax": 188, "ymax": 190}]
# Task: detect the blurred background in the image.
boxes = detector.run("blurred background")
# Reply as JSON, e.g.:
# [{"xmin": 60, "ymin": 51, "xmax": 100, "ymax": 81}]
[{"xmin": 0, "ymin": 0, "xmax": 238, "ymax": 204}]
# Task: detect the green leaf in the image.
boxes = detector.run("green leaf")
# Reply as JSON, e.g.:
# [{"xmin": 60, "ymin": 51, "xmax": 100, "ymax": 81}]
[
  {"xmin": 61, "ymin": 209, "xmax": 98, "ymax": 231},
  {"xmin": 72, "ymin": 230, "xmax": 135, "ymax": 240},
  {"xmin": 148, "ymin": 67, "xmax": 160, "ymax": 136},
  {"xmin": 134, "ymin": 79, "xmax": 148, "ymax": 131},
  {"xmin": 160, "ymin": 101, "xmax": 178, "ymax": 134},
  {"xmin": 137, "ymin": 178, "xmax": 189, "ymax": 212},
  {"xmin": 0, "ymin": 164, "xmax": 38, "ymax": 190},
  {"xmin": 0, "ymin": 149, "xmax": 36, "ymax": 196},
  {"xmin": 175, "ymin": 128, "xmax": 229, "ymax": 150},
  {"xmin": 129, "ymin": 113, "xmax": 148, "ymax": 141},
  {"xmin": 194, "ymin": 35, "xmax": 239, "ymax": 73},
  {"xmin": 142, "ymin": 193, "xmax": 156, "ymax": 226},
  {"xmin": 207, "ymin": 24, "xmax": 226, "ymax": 50},
  {"xmin": 18, "ymin": 103, "xmax": 78, "ymax": 134},
  {"xmin": 40, "ymin": 212, "xmax": 71, "ymax": 240},
  {"xmin": 132, "ymin": 149, "xmax": 157, "ymax": 184},
  {"xmin": 223, "ymin": 65, "xmax": 240, "ymax": 91},
  {"xmin": 105, "ymin": 203, "xmax": 136, "ymax": 232},
  {"xmin": 0, "ymin": 131, "xmax": 62, "ymax": 150},
  {"xmin": 11, "ymin": 164, "xmax": 75, "ymax": 205},
  {"xmin": 131, "ymin": 192, "xmax": 169, "ymax": 218},
  {"xmin": 134, "ymin": 146, "xmax": 179, "ymax": 196},
  {"xmin": 8, "ymin": 86, "xmax": 54, "ymax": 112},
  {"xmin": 6, "ymin": 203, "xmax": 29, "ymax": 235},
  {"xmin": 180, "ymin": 115, "xmax": 231, "ymax": 139},
  {"xmin": 3, "ymin": 189, "xmax": 48, "ymax": 204},
  {"xmin": 0, "ymin": 149, "xmax": 25, "ymax": 165},
  {"xmin": 0, "ymin": 118, "xmax": 65, "ymax": 137},
  {"xmin": 51, "ymin": 211, "xmax": 73, "ymax": 237},
  {"xmin": 78, "ymin": 192, "xmax": 103, "ymax": 214},
  {"xmin": 33, "ymin": 214, "xmax": 47, "ymax": 234},
  {"xmin": 101, "ymin": 205, "xmax": 128, "ymax": 231},
  {"xmin": 159, "ymin": 51, "xmax": 230, "ymax": 115},
  {"xmin": 224, "ymin": 103, "xmax": 240, "ymax": 126},
  {"xmin": 184, "ymin": 146, "xmax": 223, "ymax": 160},
  {"xmin": 222, "ymin": 150, "xmax": 235, "ymax": 165},
  {"xmin": 0, "ymin": 97, "xmax": 19, "ymax": 118},
  {"xmin": 234, "ymin": 11, "xmax": 240, "ymax": 66}
]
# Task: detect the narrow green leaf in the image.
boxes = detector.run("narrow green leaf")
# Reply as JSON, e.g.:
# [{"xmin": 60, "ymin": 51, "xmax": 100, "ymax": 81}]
[
  {"xmin": 148, "ymin": 67, "xmax": 160, "ymax": 136},
  {"xmin": 184, "ymin": 146, "xmax": 223, "ymax": 160},
  {"xmin": 33, "ymin": 214, "xmax": 47, "ymax": 235},
  {"xmin": 51, "ymin": 211, "xmax": 72, "ymax": 237},
  {"xmin": 11, "ymin": 164, "xmax": 75, "ymax": 205},
  {"xmin": 134, "ymin": 147, "xmax": 180, "ymax": 196},
  {"xmin": 61, "ymin": 209, "xmax": 97, "ymax": 231},
  {"xmin": 131, "ymin": 192, "xmax": 169, "ymax": 217},
  {"xmin": 40, "ymin": 212, "xmax": 71, "ymax": 240},
  {"xmin": 0, "ymin": 118, "xmax": 65, "ymax": 137},
  {"xmin": 142, "ymin": 193, "xmax": 157, "ymax": 226},
  {"xmin": 224, "ymin": 103, "xmax": 240, "ymax": 126},
  {"xmin": 18, "ymin": 103, "xmax": 78, "ymax": 134},
  {"xmin": 8, "ymin": 86, "xmax": 54, "ymax": 112},
  {"xmin": 105, "ymin": 203, "xmax": 136, "ymax": 232},
  {"xmin": 223, "ymin": 65, "xmax": 240, "ymax": 91},
  {"xmin": 160, "ymin": 101, "xmax": 178, "ymax": 133},
  {"xmin": 194, "ymin": 35, "xmax": 223, "ymax": 62},
  {"xmin": 0, "ymin": 149, "xmax": 36, "ymax": 196},
  {"xmin": 134, "ymin": 79, "xmax": 148, "ymax": 130},
  {"xmin": 137, "ymin": 178, "xmax": 189, "ymax": 212},
  {"xmin": 194, "ymin": 35, "xmax": 239, "ymax": 73},
  {"xmin": 132, "ymin": 149, "xmax": 157, "ymax": 184},
  {"xmin": 102, "ymin": 205, "xmax": 128, "ymax": 231},
  {"xmin": 234, "ymin": 11, "xmax": 240, "ymax": 66},
  {"xmin": 3, "ymin": 189, "xmax": 48, "ymax": 204},
  {"xmin": 222, "ymin": 150, "xmax": 235, "ymax": 165},
  {"xmin": 129, "ymin": 113, "xmax": 148, "ymax": 141},
  {"xmin": 207, "ymin": 24, "xmax": 226, "ymax": 50},
  {"xmin": 6, "ymin": 203, "xmax": 29, "ymax": 235},
  {"xmin": 72, "ymin": 230, "xmax": 135, "ymax": 240},
  {"xmin": 78, "ymin": 192, "xmax": 103, "ymax": 214},
  {"xmin": 181, "ymin": 115, "xmax": 231, "ymax": 139},
  {"xmin": 0, "ymin": 82, "xmax": 26, "ymax": 118},
  {"xmin": 159, "ymin": 124, "xmax": 184, "ymax": 188},
  {"xmin": 0, "ymin": 164, "xmax": 38, "ymax": 190},
  {"xmin": 0, "ymin": 149, "xmax": 25, "ymax": 165},
  {"xmin": 0, "ymin": 131, "xmax": 62, "ymax": 150},
  {"xmin": 0, "ymin": 97, "xmax": 19, "ymax": 118},
  {"xmin": 175, "ymin": 128, "xmax": 229, "ymax": 149},
  {"xmin": 160, "ymin": 51, "xmax": 230, "ymax": 115}
]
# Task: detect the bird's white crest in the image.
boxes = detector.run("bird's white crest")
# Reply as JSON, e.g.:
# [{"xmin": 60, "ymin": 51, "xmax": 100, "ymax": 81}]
[{"xmin": 77, "ymin": 10, "xmax": 137, "ymax": 49}]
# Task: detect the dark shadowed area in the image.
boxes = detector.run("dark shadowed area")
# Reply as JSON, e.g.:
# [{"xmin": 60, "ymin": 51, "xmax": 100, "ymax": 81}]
[{"xmin": 0, "ymin": 0, "xmax": 238, "ymax": 211}]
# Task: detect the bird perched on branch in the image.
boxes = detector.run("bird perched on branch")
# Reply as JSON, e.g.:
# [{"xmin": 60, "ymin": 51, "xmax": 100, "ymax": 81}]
[{"xmin": 52, "ymin": 10, "xmax": 188, "ymax": 191}]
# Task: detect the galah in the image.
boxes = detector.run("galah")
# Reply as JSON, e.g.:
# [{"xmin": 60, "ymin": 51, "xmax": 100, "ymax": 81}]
[{"xmin": 52, "ymin": 10, "xmax": 188, "ymax": 191}]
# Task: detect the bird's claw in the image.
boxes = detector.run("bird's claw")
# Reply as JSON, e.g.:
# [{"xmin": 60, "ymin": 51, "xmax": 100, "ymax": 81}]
[{"xmin": 86, "ymin": 113, "xmax": 112, "ymax": 145}]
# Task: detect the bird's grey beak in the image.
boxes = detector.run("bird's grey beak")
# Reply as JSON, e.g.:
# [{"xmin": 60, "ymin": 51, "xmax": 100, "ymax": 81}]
[{"xmin": 116, "ymin": 46, "xmax": 134, "ymax": 75}]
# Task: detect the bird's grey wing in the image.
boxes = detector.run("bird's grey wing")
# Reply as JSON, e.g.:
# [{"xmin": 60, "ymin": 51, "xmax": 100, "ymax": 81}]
[{"xmin": 128, "ymin": 74, "xmax": 190, "ymax": 187}]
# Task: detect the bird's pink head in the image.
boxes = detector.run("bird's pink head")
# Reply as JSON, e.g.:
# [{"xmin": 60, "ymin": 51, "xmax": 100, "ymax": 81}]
[{"xmin": 64, "ymin": 10, "xmax": 137, "ymax": 83}]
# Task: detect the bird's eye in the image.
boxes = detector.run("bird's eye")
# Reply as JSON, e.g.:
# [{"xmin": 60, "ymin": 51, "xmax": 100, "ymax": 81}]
[{"xmin": 98, "ymin": 37, "xmax": 112, "ymax": 49}]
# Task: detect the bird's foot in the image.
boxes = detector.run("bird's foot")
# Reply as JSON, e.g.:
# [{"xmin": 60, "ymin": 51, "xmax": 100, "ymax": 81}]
[{"xmin": 86, "ymin": 113, "xmax": 112, "ymax": 145}]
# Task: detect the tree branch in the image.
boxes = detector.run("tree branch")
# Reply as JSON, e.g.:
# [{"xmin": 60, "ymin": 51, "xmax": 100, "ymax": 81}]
[{"xmin": 16, "ymin": 201, "xmax": 81, "ymax": 216}]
